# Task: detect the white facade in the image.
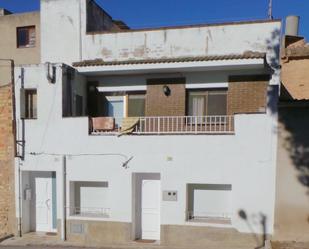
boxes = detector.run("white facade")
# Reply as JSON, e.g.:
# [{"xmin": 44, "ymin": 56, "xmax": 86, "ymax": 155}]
[
  {"xmin": 15, "ymin": 65, "xmax": 279, "ymax": 235},
  {"xmin": 14, "ymin": 0, "xmax": 282, "ymax": 244}
]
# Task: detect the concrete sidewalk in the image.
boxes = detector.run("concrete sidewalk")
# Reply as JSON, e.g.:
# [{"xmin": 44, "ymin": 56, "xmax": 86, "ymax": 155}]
[{"xmin": 0, "ymin": 232, "xmax": 267, "ymax": 249}]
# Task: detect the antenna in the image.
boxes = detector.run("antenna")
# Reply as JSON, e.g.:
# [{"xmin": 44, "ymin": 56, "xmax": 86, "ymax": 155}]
[{"xmin": 268, "ymin": 0, "xmax": 273, "ymax": 20}]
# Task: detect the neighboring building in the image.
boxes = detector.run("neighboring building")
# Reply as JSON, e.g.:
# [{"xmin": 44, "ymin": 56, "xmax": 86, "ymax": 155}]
[
  {"xmin": 11, "ymin": 1, "xmax": 282, "ymax": 248},
  {"xmin": 0, "ymin": 8, "xmax": 40, "ymax": 238},
  {"xmin": 274, "ymin": 16, "xmax": 309, "ymax": 242}
]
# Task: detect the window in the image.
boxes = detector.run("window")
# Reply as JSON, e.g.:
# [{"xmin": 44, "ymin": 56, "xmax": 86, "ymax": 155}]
[
  {"xmin": 128, "ymin": 94, "xmax": 145, "ymax": 117},
  {"xmin": 103, "ymin": 96, "xmax": 124, "ymax": 128},
  {"xmin": 69, "ymin": 181, "xmax": 110, "ymax": 218},
  {"xmin": 17, "ymin": 26, "xmax": 36, "ymax": 48},
  {"xmin": 187, "ymin": 184, "xmax": 232, "ymax": 224},
  {"xmin": 20, "ymin": 89, "xmax": 37, "ymax": 119},
  {"xmin": 187, "ymin": 89, "xmax": 227, "ymax": 116},
  {"xmin": 101, "ymin": 92, "xmax": 145, "ymax": 127}
]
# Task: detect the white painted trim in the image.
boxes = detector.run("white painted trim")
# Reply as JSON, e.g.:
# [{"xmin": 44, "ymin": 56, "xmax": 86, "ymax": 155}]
[
  {"xmin": 105, "ymin": 96, "xmax": 124, "ymax": 101},
  {"xmin": 186, "ymin": 83, "xmax": 228, "ymax": 89},
  {"xmin": 97, "ymin": 86, "xmax": 147, "ymax": 92}
]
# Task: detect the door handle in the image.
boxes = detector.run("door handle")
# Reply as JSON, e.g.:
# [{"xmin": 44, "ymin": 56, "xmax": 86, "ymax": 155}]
[{"xmin": 45, "ymin": 199, "xmax": 51, "ymax": 209}]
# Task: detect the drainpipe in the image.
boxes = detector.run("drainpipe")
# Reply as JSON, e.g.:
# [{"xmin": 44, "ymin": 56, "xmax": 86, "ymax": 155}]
[{"xmin": 61, "ymin": 155, "xmax": 67, "ymax": 241}]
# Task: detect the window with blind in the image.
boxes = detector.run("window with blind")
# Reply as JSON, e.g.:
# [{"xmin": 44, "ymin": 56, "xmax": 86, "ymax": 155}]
[
  {"xmin": 187, "ymin": 89, "xmax": 227, "ymax": 116},
  {"xmin": 17, "ymin": 26, "xmax": 36, "ymax": 48}
]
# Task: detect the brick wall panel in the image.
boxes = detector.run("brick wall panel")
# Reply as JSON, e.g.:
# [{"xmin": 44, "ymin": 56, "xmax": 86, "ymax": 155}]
[
  {"xmin": 228, "ymin": 76, "xmax": 269, "ymax": 115},
  {"xmin": 0, "ymin": 84, "xmax": 16, "ymax": 238},
  {"xmin": 145, "ymin": 78, "xmax": 186, "ymax": 116}
]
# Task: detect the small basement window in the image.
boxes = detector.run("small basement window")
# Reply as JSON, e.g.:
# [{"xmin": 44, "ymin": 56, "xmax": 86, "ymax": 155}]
[
  {"xmin": 69, "ymin": 181, "xmax": 110, "ymax": 218},
  {"xmin": 187, "ymin": 184, "xmax": 232, "ymax": 224},
  {"xmin": 17, "ymin": 26, "xmax": 36, "ymax": 48}
]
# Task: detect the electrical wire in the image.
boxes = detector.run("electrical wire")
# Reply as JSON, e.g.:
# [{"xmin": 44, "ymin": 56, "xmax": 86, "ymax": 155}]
[
  {"xmin": 26, "ymin": 152, "xmax": 133, "ymax": 169},
  {"xmin": 28, "ymin": 151, "xmax": 128, "ymax": 159}
]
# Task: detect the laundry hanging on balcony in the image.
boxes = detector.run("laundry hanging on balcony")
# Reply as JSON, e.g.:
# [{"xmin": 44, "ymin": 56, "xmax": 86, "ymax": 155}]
[{"xmin": 119, "ymin": 117, "xmax": 140, "ymax": 136}]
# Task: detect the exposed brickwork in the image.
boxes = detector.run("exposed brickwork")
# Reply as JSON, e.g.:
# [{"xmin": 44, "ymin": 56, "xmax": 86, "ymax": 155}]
[
  {"xmin": 0, "ymin": 84, "xmax": 15, "ymax": 238},
  {"xmin": 281, "ymin": 58, "xmax": 309, "ymax": 100},
  {"xmin": 228, "ymin": 76, "xmax": 268, "ymax": 115},
  {"xmin": 145, "ymin": 78, "xmax": 186, "ymax": 116}
]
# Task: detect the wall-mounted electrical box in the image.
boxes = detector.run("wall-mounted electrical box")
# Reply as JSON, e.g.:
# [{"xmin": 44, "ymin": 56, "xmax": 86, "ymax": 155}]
[{"xmin": 163, "ymin": 190, "xmax": 177, "ymax": 201}]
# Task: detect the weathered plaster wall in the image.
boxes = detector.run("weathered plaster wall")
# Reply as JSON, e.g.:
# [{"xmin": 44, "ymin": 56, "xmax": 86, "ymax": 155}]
[
  {"xmin": 82, "ymin": 21, "xmax": 281, "ymax": 65},
  {"xmin": 40, "ymin": 0, "xmax": 281, "ymax": 85},
  {"xmin": 41, "ymin": 0, "xmax": 82, "ymax": 64},
  {"xmin": 0, "ymin": 12, "xmax": 40, "ymax": 65}
]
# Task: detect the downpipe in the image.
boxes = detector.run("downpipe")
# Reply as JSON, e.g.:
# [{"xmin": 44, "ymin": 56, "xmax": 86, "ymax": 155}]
[{"xmin": 61, "ymin": 155, "xmax": 67, "ymax": 241}]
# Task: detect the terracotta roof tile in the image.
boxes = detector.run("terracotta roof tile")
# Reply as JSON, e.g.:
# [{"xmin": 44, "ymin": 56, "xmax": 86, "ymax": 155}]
[
  {"xmin": 284, "ymin": 44, "xmax": 309, "ymax": 58},
  {"xmin": 73, "ymin": 51, "xmax": 265, "ymax": 67}
]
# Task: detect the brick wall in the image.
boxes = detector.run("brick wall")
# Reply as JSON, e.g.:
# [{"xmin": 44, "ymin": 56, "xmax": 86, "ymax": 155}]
[
  {"xmin": 145, "ymin": 76, "xmax": 268, "ymax": 117},
  {"xmin": 0, "ymin": 83, "xmax": 16, "ymax": 238},
  {"xmin": 227, "ymin": 75, "xmax": 269, "ymax": 115},
  {"xmin": 145, "ymin": 78, "xmax": 186, "ymax": 116},
  {"xmin": 281, "ymin": 58, "xmax": 309, "ymax": 100}
]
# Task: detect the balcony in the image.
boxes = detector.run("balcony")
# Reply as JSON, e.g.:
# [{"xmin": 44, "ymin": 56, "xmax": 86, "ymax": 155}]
[{"xmin": 90, "ymin": 115, "xmax": 235, "ymax": 135}]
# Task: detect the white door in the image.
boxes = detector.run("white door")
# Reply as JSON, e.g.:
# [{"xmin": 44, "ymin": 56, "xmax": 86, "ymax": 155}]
[
  {"xmin": 141, "ymin": 180, "xmax": 160, "ymax": 240},
  {"xmin": 35, "ymin": 177, "xmax": 53, "ymax": 232}
]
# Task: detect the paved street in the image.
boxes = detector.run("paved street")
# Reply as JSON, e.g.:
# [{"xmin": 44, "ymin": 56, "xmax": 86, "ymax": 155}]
[
  {"xmin": 0, "ymin": 247, "xmax": 78, "ymax": 249},
  {"xmin": 0, "ymin": 247, "xmax": 100, "ymax": 249},
  {"xmin": 0, "ymin": 247, "xmax": 182, "ymax": 249}
]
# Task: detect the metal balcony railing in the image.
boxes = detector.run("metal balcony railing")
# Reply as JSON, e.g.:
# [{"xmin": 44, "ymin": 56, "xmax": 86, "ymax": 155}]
[{"xmin": 90, "ymin": 115, "xmax": 235, "ymax": 135}]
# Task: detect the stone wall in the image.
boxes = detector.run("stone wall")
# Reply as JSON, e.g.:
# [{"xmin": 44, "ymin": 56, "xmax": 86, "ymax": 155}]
[{"xmin": 0, "ymin": 82, "xmax": 15, "ymax": 238}]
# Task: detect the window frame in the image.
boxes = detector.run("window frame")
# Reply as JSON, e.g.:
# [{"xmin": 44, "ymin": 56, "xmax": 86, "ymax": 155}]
[
  {"xmin": 186, "ymin": 88, "xmax": 228, "ymax": 117},
  {"xmin": 24, "ymin": 89, "xmax": 37, "ymax": 120},
  {"xmin": 127, "ymin": 92, "xmax": 146, "ymax": 117},
  {"xmin": 101, "ymin": 91, "xmax": 146, "ymax": 118},
  {"xmin": 186, "ymin": 183, "xmax": 232, "ymax": 224},
  {"xmin": 16, "ymin": 26, "xmax": 36, "ymax": 48}
]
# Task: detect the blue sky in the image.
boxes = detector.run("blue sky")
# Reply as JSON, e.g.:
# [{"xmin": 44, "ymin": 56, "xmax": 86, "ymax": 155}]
[{"xmin": 0, "ymin": 0, "xmax": 308, "ymax": 39}]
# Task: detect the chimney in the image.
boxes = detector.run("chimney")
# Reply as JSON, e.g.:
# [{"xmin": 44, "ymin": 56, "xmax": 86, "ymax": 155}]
[
  {"xmin": 0, "ymin": 8, "xmax": 12, "ymax": 16},
  {"xmin": 285, "ymin": 15, "xmax": 300, "ymax": 36}
]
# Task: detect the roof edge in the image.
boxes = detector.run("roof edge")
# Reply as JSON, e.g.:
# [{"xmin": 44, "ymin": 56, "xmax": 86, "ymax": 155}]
[
  {"xmin": 73, "ymin": 52, "xmax": 266, "ymax": 67},
  {"xmin": 86, "ymin": 19, "xmax": 282, "ymax": 35}
]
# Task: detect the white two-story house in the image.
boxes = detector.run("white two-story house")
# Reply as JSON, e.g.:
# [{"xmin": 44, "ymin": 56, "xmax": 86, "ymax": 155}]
[{"xmin": 14, "ymin": 0, "xmax": 281, "ymax": 248}]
